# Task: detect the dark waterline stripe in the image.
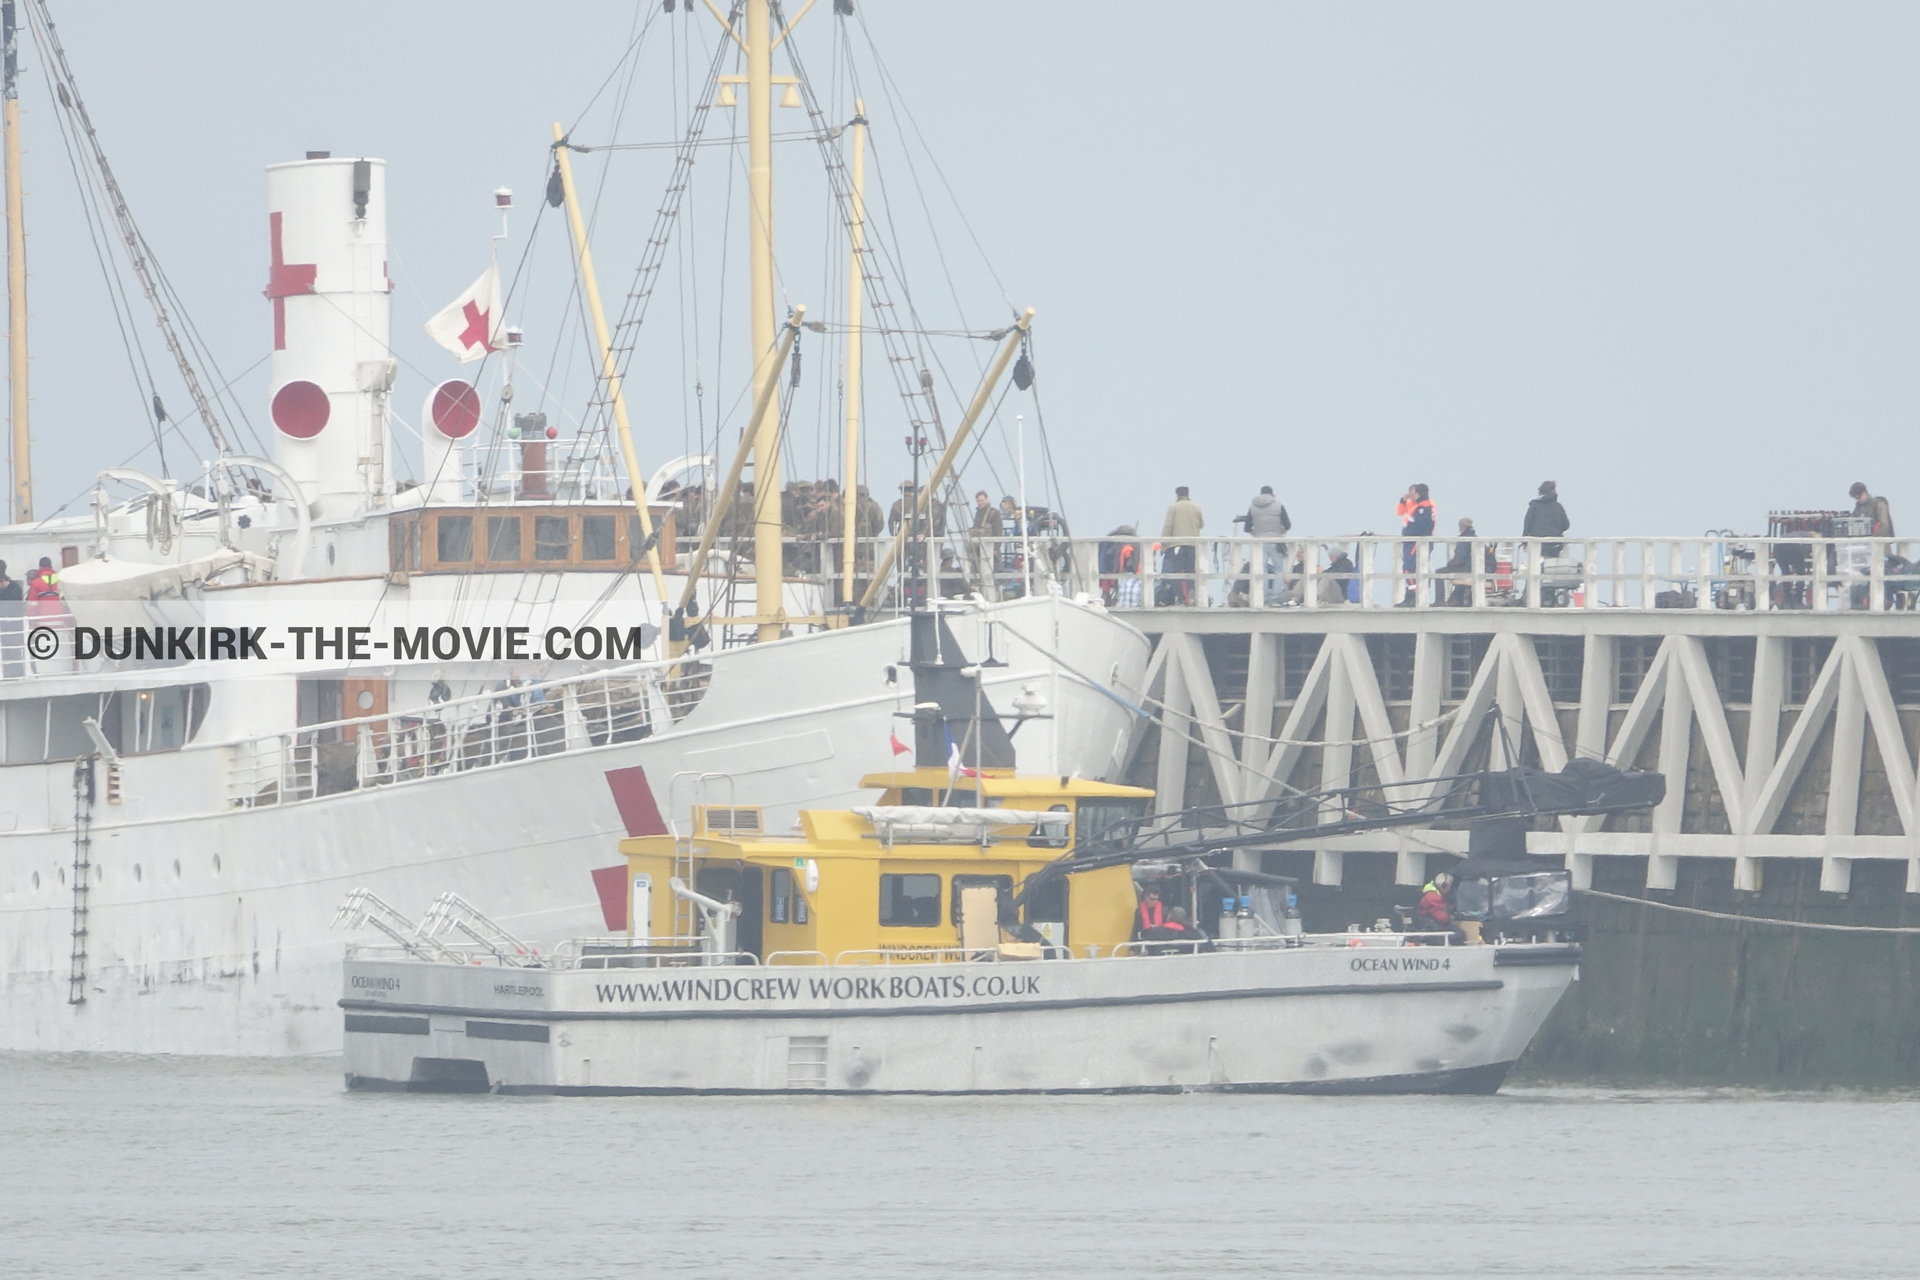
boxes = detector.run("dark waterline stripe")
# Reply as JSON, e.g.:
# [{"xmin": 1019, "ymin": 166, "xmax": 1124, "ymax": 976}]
[{"xmin": 342, "ymin": 1059, "xmax": 1518, "ymax": 1098}]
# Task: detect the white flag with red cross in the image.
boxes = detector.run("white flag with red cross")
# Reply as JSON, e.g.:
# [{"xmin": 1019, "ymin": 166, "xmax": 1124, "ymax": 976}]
[{"xmin": 424, "ymin": 265, "xmax": 502, "ymax": 362}]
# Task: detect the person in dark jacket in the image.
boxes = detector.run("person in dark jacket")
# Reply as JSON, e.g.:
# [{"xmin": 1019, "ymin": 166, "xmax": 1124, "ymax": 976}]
[
  {"xmin": 1849, "ymin": 482, "xmax": 1894, "ymax": 536},
  {"xmin": 0, "ymin": 559, "xmax": 19, "ymax": 678},
  {"xmin": 1440, "ymin": 517, "xmax": 1489, "ymax": 606},
  {"xmin": 1523, "ymin": 481, "xmax": 1570, "ymax": 557}
]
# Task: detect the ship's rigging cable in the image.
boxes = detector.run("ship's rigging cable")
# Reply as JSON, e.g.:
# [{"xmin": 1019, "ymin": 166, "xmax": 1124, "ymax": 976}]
[
  {"xmin": 785, "ymin": 17, "xmax": 981, "ymax": 521},
  {"xmin": 29, "ymin": 61, "xmax": 171, "ymax": 475},
  {"xmin": 1576, "ymin": 889, "xmax": 1920, "ymax": 934},
  {"xmin": 25, "ymin": 0, "xmax": 262, "ymax": 460},
  {"xmin": 1139, "ymin": 688, "xmax": 1469, "ymax": 752}
]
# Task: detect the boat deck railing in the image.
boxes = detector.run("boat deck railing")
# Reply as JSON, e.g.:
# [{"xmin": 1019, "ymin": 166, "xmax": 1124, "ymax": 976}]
[
  {"xmin": 224, "ymin": 661, "xmax": 709, "ymax": 809},
  {"xmin": 348, "ymin": 930, "xmax": 1508, "ymax": 969}
]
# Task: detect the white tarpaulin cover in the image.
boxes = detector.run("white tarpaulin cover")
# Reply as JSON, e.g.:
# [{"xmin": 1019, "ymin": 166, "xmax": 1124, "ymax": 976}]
[{"xmin": 853, "ymin": 806, "xmax": 1070, "ymax": 843}]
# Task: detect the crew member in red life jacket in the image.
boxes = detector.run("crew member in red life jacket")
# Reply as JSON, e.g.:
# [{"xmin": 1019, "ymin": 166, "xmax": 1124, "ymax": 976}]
[
  {"xmin": 1414, "ymin": 871, "xmax": 1464, "ymax": 945},
  {"xmin": 25, "ymin": 557, "xmax": 63, "ymax": 618},
  {"xmin": 1134, "ymin": 884, "xmax": 1166, "ymax": 937},
  {"xmin": 1143, "ymin": 905, "xmax": 1215, "ymax": 955}
]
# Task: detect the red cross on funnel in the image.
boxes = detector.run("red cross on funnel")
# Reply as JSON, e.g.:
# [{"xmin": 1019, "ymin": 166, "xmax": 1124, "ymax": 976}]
[{"xmin": 263, "ymin": 212, "xmax": 317, "ymax": 351}]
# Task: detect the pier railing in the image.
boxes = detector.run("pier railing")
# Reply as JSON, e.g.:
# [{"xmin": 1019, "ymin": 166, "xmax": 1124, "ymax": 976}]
[{"xmin": 866, "ymin": 533, "xmax": 1920, "ymax": 613}]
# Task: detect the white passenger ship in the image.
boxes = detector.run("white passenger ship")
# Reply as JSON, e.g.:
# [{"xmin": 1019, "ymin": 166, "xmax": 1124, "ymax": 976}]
[{"xmin": 0, "ymin": 3, "xmax": 1147, "ymax": 1055}]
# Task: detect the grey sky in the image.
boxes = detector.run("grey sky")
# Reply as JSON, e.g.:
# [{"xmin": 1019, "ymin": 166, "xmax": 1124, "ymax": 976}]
[{"xmin": 12, "ymin": 2, "xmax": 1916, "ymax": 538}]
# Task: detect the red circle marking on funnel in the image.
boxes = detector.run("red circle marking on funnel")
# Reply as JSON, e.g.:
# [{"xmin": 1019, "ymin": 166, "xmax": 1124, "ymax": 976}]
[
  {"xmin": 271, "ymin": 380, "xmax": 330, "ymax": 439},
  {"xmin": 430, "ymin": 380, "xmax": 481, "ymax": 439}
]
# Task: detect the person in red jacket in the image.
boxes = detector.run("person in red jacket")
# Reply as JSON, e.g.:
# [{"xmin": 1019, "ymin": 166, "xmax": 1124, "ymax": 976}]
[
  {"xmin": 1415, "ymin": 871, "xmax": 1464, "ymax": 944},
  {"xmin": 25, "ymin": 556, "xmax": 64, "ymax": 619}
]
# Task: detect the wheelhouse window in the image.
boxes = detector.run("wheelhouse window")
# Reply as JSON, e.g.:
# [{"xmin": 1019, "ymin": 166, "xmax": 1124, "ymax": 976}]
[
  {"xmin": 879, "ymin": 874, "xmax": 941, "ymax": 927},
  {"xmin": 486, "ymin": 515, "xmax": 522, "ymax": 563},
  {"xmin": 1026, "ymin": 803, "xmax": 1071, "ymax": 849},
  {"xmin": 582, "ymin": 515, "xmax": 617, "ymax": 562},
  {"xmin": 534, "ymin": 516, "xmax": 571, "ymax": 562},
  {"xmin": 435, "ymin": 515, "xmax": 473, "ymax": 563},
  {"xmin": 1073, "ymin": 798, "xmax": 1149, "ymax": 851}
]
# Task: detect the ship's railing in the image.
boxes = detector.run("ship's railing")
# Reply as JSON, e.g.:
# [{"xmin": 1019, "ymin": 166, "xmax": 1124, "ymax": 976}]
[
  {"xmin": 1109, "ymin": 930, "xmax": 1464, "ymax": 956},
  {"xmin": 831, "ymin": 947, "xmax": 1001, "ymax": 966},
  {"xmin": 896, "ymin": 534, "xmax": 1920, "ymax": 613},
  {"xmin": 747, "ymin": 532, "xmax": 1920, "ymax": 614},
  {"xmin": 223, "ymin": 661, "xmax": 709, "ymax": 808},
  {"xmin": 765, "ymin": 950, "xmax": 830, "ymax": 966},
  {"xmin": 550, "ymin": 937, "xmax": 759, "ymax": 969},
  {"xmin": 344, "ymin": 941, "xmax": 525, "ymax": 965}
]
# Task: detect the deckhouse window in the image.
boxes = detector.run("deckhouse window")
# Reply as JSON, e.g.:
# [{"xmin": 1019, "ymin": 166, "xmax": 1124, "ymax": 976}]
[
  {"xmin": 1026, "ymin": 803, "xmax": 1070, "ymax": 849},
  {"xmin": 486, "ymin": 515, "xmax": 522, "ymax": 563},
  {"xmin": 534, "ymin": 516, "xmax": 571, "ymax": 562},
  {"xmin": 879, "ymin": 874, "xmax": 941, "ymax": 927},
  {"xmin": 1074, "ymin": 798, "xmax": 1148, "ymax": 851},
  {"xmin": 582, "ymin": 515, "xmax": 617, "ymax": 562},
  {"xmin": 436, "ymin": 515, "xmax": 473, "ymax": 563}
]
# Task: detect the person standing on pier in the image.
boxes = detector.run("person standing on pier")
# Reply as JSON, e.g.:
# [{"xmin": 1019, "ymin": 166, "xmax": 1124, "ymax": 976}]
[
  {"xmin": 1161, "ymin": 486, "xmax": 1205, "ymax": 604},
  {"xmin": 1524, "ymin": 481, "xmax": 1571, "ymax": 557},
  {"xmin": 1234, "ymin": 486, "xmax": 1291, "ymax": 605},
  {"xmin": 1850, "ymin": 482, "xmax": 1894, "ymax": 536},
  {"xmin": 1397, "ymin": 484, "xmax": 1435, "ymax": 605}
]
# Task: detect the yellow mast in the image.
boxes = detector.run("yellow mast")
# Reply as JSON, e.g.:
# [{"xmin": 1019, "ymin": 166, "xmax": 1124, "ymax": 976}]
[
  {"xmin": 859, "ymin": 311, "xmax": 1034, "ymax": 610},
  {"xmin": 839, "ymin": 99, "xmax": 867, "ymax": 605},
  {"xmin": 550, "ymin": 123, "xmax": 668, "ymax": 603},
  {"xmin": 3, "ymin": 0, "xmax": 28, "ymax": 524},
  {"xmin": 744, "ymin": 0, "xmax": 784, "ymax": 641}
]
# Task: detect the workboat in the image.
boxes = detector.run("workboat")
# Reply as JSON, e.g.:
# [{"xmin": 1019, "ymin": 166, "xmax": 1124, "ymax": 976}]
[{"xmin": 339, "ymin": 616, "xmax": 1605, "ymax": 1096}]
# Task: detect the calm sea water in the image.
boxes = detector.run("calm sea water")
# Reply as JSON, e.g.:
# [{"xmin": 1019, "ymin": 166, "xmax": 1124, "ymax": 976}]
[{"xmin": 2, "ymin": 1054, "xmax": 1913, "ymax": 1279}]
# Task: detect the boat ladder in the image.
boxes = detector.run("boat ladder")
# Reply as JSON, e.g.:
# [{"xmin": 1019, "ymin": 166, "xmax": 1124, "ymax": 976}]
[{"xmin": 418, "ymin": 892, "xmax": 541, "ymax": 966}]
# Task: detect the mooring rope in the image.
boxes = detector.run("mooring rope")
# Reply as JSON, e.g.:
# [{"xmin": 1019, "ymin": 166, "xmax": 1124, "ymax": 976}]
[{"xmin": 1577, "ymin": 888, "xmax": 1920, "ymax": 934}]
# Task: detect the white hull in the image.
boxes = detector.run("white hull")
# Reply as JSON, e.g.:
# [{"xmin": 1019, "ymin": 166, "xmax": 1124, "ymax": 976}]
[
  {"xmin": 0, "ymin": 596, "xmax": 1148, "ymax": 1056},
  {"xmin": 339, "ymin": 941, "xmax": 1578, "ymax": 1095}
]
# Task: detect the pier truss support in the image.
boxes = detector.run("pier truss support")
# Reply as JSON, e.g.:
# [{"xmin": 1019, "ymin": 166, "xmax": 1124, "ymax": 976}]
[{"xmin": 1119, "ymin": 611, "xmax": 1920, "ymax": 897}]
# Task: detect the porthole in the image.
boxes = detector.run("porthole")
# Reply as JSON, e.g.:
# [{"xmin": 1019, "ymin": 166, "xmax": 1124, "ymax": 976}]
[
  {"xmin": 173, "ymin": 860, "xmax": 182, "ymax": 878},
  {"xmin": 134, "ymin": 863, "xmax": 143, "ymax": 882},
  {"xmin": 212, "ymin": 854, "xmax": 222, "ymax": 874},
  {"xmin": 58, "ymin": 866, "xmax": 66, "ymax": 886},
  {"xmin": 32, "ymin": 871, "xmax": 40, "ymax": 891}
]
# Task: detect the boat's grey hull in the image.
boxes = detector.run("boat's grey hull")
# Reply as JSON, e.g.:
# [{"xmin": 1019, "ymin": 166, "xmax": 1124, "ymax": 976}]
[{"xmin": 340, "ymin": 944, "xmax": 1576, "ymax": 1097}]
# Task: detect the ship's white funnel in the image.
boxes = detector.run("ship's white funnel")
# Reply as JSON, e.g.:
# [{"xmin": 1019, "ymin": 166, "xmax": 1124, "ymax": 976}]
[
  {"xmin": 265, "ymin": 156, "xmax": 394, "ymax": 522},
  {"xmin": 422, "ymin": 379, "xmax": 479, "ymax": 505}
]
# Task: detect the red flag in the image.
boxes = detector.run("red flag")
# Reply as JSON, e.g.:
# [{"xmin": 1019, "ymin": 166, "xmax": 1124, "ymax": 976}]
[{"xmin": 889, "ymin": 732, "xmax": 910, "ymax": 757}]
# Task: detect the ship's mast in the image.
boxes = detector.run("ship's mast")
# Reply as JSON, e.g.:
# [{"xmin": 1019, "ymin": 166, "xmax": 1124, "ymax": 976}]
[
  {"xmin": 744, "ymin": 0, "xmax": 783, "ymax": 642},
  {"xmin": 839, "ymin": 99, "xmax": 867, "ymax": 605},
  {"xmin": 3, "ymin": 0, "xmax": 28, "ymax": 523}
]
